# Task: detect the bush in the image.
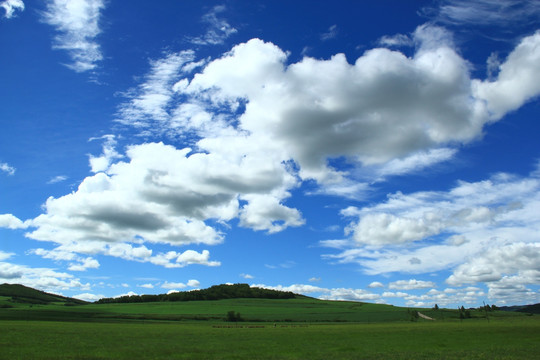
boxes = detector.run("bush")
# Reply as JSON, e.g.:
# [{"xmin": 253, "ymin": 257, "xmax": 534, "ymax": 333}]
[{"xmin": 225, "ymin": 311, "xmax": 243, "ymax": 322}]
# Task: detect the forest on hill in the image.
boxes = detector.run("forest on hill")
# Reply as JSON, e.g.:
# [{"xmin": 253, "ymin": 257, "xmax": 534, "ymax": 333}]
[{"xmin": 96, "ymin": 283, "xmax": 298, "ymax": 304}]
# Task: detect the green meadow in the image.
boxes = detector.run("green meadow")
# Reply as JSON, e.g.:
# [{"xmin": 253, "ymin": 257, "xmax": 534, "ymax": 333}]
[
  {"xmin": 1, "ymin": 285, "xmax": 539, "ymax": 359},
  {"xmin": 2, "ymin": 318, "xmax": 539, "ymax": 359}
]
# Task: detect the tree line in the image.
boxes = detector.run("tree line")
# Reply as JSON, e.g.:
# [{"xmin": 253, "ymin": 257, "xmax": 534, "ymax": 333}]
[{"xmin": 95, "ymin": 283, "xmax": 297, "ymax": 304}]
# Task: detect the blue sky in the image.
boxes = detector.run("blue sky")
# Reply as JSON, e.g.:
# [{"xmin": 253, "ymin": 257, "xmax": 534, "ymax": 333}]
[{"xmin": 1, "ymin": 0, "xmax": 540, "ymax": 308}]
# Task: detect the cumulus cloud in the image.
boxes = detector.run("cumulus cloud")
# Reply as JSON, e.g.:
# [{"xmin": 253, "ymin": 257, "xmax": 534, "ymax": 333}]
[
  {"xmin": 1, "ymin": 0, "xmax": 23, "ymax": 18},
  {"xmin": 73, "ymin": 292, "xmax": 103, "ymax": 302},
  {"xmin": 0, "ymin": 162, "xmax": 15, "ymax": 175},
  {"xmin": 41, "ymin": 0, "xmax": 105, "ymax": 72},
  {"xmin": 88, "ymin": 135, "xmax": 122, "ymax": 173},
  {"xmin": 0, "ymin": 258, "xmax": 90, "ymax": 293},
  {"xmin": 0, "ymin": 214, "xmax": 28, "ymax": 229},
  {"xmin": 14, "ymin": 27, "xmax": 540, "ymax": 280},
  {"xmin": 253, "ymin": 283, "xmax": 380, "ymax": 302},
  {"xmin": 368, "ymin": 281, "xmax": 384, "ymax": 288},
  {"xmin": 388, "ymin": 279, "xmax": 436, "ymax": 290},
  {"xmin": 161, "ymin": 281, "xmax": 187, "ymax": 290},
  {"xmin": 473, "ymin": 31, "xmax": 540, "ymax": 119},
  {"xmin": 325, "ymin": 165, "xmax": 540, "ymax": 306}
]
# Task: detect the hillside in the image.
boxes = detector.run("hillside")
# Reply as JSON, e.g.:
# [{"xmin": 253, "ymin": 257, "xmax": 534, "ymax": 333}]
[
  {"xmin": 96, "ymin": 283, "xmax": 300, "ymax": 304},
  {"xmin": 500, "ymin": 303, "xmax": 540, "ymax": 314},
  {"xmin": 0, "ymin": 283, "xmax": 87, "ymax": 306}
]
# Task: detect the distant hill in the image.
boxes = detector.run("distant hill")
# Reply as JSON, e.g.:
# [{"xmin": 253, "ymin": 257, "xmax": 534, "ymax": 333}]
[
  {"xmin": 96, "ymin": 283, "xmax": 301, "ymax": 304},
  {"xmin": 0, "ymin": 283, "xmax": 87, "ymax": 305},
  {"xmin": 499, "ymin": 303, "xmax": 540, "ymax": 314}
]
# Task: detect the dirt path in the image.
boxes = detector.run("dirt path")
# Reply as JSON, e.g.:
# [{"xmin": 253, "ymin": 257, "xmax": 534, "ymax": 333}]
[{"xmin": 417, "ymin": 312, "xmax": 435, "ymax": 320}]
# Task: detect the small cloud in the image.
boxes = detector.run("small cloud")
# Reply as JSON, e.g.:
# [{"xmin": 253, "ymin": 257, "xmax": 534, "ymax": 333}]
[
  {"xmin": 73, "ymin": 293, "xmax": 104, "ymax": 302},
  {"xmin": 114, "ymin": 291, "xmax": 137, "ymax": 298},
  {"xmin": 378, "ymin": 33, "xmax": 413, "ymax": 48},
  {"xmin": 0, "ymin": 214, "xmax": 28, "ymax": 229},
  {"xmin": 1, "ymin": 0, "xmax": 24, "ymax": 19},
  {"xmin": 161, "ymin": 281, "xmax": 187, "ymax": 290},
  {"xmin": 368, "ymin": 281, "xmax": 384, "ymax": 288},
  {"xmin": 187, "ymin": 279, "xmax": 200, "ymax": 287},
  {"xmin": 47, "ymin": 175, "xmax": 68, "ymax": 184},
  {"xmin": 320, "ymin": 24, "xmax": 338, "ymax": 41},
  {"xmin": 240, "ymin": 273, "xmax": 254, "ymax": 279},
  {"xmin": 309, "ymin": 277, "xmax": 321, "ymax": 283},
  {"xmin": 0, "ymin": 162, "xmax": 15, "ymax": 175},
  {"xmin": 138, "ymin": 283, "xmax": 154, "ymax": 289},
  {"xmin": 388, "ymin": 279, "xmax": 436, "ymax": 291}
]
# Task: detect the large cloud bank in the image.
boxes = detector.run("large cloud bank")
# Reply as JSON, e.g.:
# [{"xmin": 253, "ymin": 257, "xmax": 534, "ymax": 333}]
[{"xmin": 3, "ymin": 26, "xmax": 540, "ymax": 286}]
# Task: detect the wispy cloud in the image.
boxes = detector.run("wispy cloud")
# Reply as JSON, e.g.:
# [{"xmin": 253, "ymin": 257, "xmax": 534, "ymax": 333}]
[
  {"xmin": 1, "ymin": 0, "xmax": 24, "ymax": 19},
  {"xmin": 47, "ymin": 175, "xmax": 68, "ymax": 184},
  {"xmin": 320, "ymin": 24, "xmax": 338, "ymax": 41},
  {"xmin": 41, "ymin": 0, "xmax": 106, "ymax": 72},
  {"xmin": 0, "ymin": 162, "xmax": 15, "ymax": 175},
  {"xmin": 425, "ymin": 0, "xmax": 540, "ymax": 27},
  {"xmin": 189, "ymin": 5, "xmax": 237, "ymax": 45}
]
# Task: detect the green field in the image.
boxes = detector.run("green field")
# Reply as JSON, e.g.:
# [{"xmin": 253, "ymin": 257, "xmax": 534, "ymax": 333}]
[
  {"xmin": 1, "ymin": 285, "xmax": 539, "ymax": 359},
  {"xmin": 1, "ymin": 318, "xmax": 539, "ymax": 359}
]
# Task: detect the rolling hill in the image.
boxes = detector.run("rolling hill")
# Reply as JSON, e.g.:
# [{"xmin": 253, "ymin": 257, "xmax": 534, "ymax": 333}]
[{"xmin": 0, "ymin": 283, "xmax": 87, "ymax": 306}]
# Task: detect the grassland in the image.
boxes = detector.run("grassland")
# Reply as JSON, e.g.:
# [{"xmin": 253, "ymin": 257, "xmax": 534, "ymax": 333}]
[
  {"xmin": 1, "ymin": 285, "xmax": 539, "ymax": 359},
  {"xmin": 1, "ymin": 317, "xmax": 539, "ymax": 359}
]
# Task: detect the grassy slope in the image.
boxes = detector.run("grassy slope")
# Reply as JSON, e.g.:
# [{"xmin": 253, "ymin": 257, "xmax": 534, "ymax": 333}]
[
  {"xmin": 0, "ymin": 283, "xmax": 86, "ymax": 305},
  {"xmin": 1, "ymin": 293, "xmax": 529, "ymax": 323}
]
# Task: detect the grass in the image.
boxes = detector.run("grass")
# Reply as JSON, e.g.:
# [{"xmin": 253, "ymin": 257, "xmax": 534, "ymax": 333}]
[
  {"xmin": 1, "ymin": 317, "xmax": 539, "ymax": 359},
  {"xmin": 1, "ymin": 292, "xmax": 539, "ymax": 359}
]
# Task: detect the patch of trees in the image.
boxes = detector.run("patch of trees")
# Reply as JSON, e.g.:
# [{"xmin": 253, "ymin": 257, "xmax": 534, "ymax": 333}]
[{"xmin": 96, "ymin": 283, "xmax": 296, "ymax": 304}]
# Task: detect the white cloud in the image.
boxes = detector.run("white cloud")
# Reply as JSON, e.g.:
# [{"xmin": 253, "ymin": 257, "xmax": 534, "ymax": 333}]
[
  {"xmin": 430, "ymin": 0, "xmax": 540, "ymax": 27},
  {"xmin": 161, "ymin": 281, "xmax": 187, "ymax": 290},
  {"xmin": 15, "ymin": 27, "xmax": 540, "ymax": 279},
  {"xmin": 447, "ymin": 243, "xmax": 540, "ymax": 286},
  {"xmin": 1, "ymin": 0, "xmax": 24, "ymax": 19},
  {"xmin": 0, "ymin": 259, "xmax": 90, "ymax": 293},
  {"xmin": 253, "ymin": 283, "xmax": 381, "ymax": 302},
  {"xmin": 368, "ymin": 281, "xmax": 384, "ymax": 288},
  {"xmin": 0, "ymin": 162, "xmax": 15, "ymax": 175},
  {"xmin": 319, "ymin": 288, "xmax": 381, "ymax": 302},
  {"xmin": 73, "ymin": 292, "xmax": 103, "ymax": 302},
  {"xmin": 138, "ymin": 283, "xmax": 154, "ymax": 289},
  {"xmin": 47, "ymin": 175, "xmax": 68, "ymax": 184},
  {"xmin": 324, "ymin": 165, "xmax": 540, "ymax": 306},
  {"xmin": 0, "ymin": 214, "xmax": 28, "ymax": 229},
  {"xmin": 188, "ymin": 5, "xmax": 237, "ymax": 45},
  {"xmin": 378, "ymin": 33, "xmax": 413, "ymax": 48},
  {"xmin": 388, "ymin": 279, "xmax": 436, "ymax": 290},
  {"xmin": 41, "ymin": 0, "xmax": 105, "ymax": 72},
  {"xmin": 473, "ymin": 31, "xmax": 540, "ymax": 119},
  {"xmin": 116, "ymin": 51, "xmax": 197, "ymax": 129},
  {"xmin": 187, "ymin": 279, "xmax": 200, "ymax": 287},
  {"xmin": 240, "ymin": 273, "xmax": 254, "ymax": 279},
  {"xmin": 88, "ymin": 135, "xmax": 122, "ymax": 173}
]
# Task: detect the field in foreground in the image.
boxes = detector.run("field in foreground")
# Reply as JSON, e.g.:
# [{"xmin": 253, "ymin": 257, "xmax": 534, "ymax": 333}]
[{"xmin": 1, "ymin": 317, "xmax": 539, "ymax": 359}]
